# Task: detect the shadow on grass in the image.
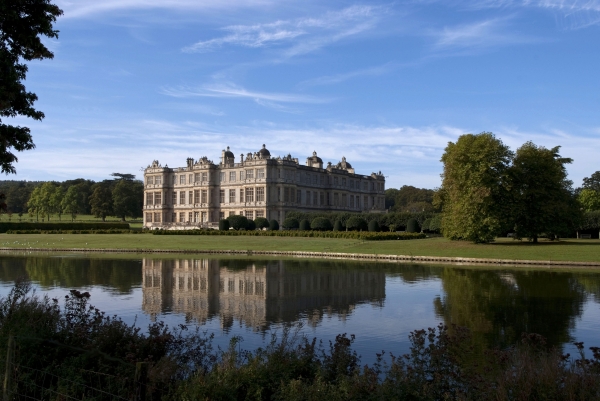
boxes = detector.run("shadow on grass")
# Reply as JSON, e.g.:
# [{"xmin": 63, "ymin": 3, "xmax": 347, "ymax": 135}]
[{"xmin": 490, "ymin": 240, "xmax": 600, "ymax": 247}]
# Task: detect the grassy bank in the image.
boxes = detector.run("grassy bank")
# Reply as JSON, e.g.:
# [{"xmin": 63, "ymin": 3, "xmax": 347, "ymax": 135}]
[{"xmin": 1, "ymin": 234, "xmax": 599, "ymax": 262}]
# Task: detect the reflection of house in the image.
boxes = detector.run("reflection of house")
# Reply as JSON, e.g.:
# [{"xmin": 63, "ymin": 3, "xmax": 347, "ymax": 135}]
[{"xmin": 142, "ymin": 258, "xmax": 386, "ymax": 331}]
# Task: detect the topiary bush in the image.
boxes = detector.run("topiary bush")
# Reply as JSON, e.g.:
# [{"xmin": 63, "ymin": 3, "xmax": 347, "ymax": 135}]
[
  {"xmin": 311, "ymin": 217, "xmax": 333, "ymax": 231},
  {"xmin": 255, "ymin": 217, "xmax": 269, "ymax": 230},
  {"xmin": 333, "ymin": 220, "xmax": 343, "ymax": 231},
  {"xmin": 269, "ymin": 219, "xmax": 280, "ymax": 231},
  {"xmin": 282, "ymin": 218, "xmax": 299, "ymax": 230},
  {"xmin": 247, "ymin": 220, "xmax": 256, "ymax": 231},
  {"xmin": 227, "ymin": 215, "xmax": 249, "ymax": 230},
  {"xmin": 368, "ymin": 220, "xmax": 380, "ymax": 232},
  {"xmin": 299, "ymin": 219, "xmax": 311, "ymax": 231},
  {"xmin": 406, "ymin": 218, "xmax": 421, "ymax": 233},
  {"xmin": 218, "ymin": 219, "xmax": 230, "ymax": 231},
  {"xmin": 346, "ymin": 216, "xmax": 368, "ymax": 231}
]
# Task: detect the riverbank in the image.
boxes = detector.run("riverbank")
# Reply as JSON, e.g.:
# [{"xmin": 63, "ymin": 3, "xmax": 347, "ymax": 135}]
[{"xmin": 1, "ymin": 234, "xmax": 599, "ymax": 266}]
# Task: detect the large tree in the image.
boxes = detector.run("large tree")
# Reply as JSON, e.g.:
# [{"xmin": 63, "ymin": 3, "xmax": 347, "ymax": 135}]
[
  {"xmin": 509, "ymin": 142, "xmax": 580, "ymax": 242},
  {"xmin": 61, "ymin": 185, "xmax": 82, "ymax": 221},
  {"xmin": 89, "ymin": 185, "xmax": 113, "ymax": 222},
  {"xmin": 112, "ymin": 179, "xmax": 143, "ymax": 221},
  {"xmin": 437, "ymin": 132, "xmax": 513, "ymax": 243},
  {"xmin": 0, "ymin": 0, "xmax": 62, "ymax": 173}
]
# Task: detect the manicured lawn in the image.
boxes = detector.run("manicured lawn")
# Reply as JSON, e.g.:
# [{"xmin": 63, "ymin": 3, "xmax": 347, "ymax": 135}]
[{"xmin": 0, "ymin": 234, "xmax": 599, "ymax": 262}]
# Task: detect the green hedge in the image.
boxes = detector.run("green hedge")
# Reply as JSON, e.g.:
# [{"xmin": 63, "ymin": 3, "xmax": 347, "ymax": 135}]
[
  {"xmin": 5, "ymin": 229, "xmax": 143, "ymax": 234},
  {"xmin": 0, "ymin": 222, "xmax": 130, "ymax": 233},
  {"xmin": 152, "ymin": 229, "xmax": 425, "ymax": 241}
]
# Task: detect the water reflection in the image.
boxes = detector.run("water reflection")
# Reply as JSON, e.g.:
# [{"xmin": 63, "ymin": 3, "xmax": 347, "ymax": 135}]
[
  {"xmin": 142, "ymin": 258, "xmax": 386, "ymax": 331},
  {"xmin": 434, "ymin": 268, "xmax": 587, "ymax": 349}
]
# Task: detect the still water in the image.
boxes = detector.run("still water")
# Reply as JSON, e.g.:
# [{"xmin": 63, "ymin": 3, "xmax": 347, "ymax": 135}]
[{"xmin": 1, "ymin": 253, "xmax": 599, "ymax": 363}]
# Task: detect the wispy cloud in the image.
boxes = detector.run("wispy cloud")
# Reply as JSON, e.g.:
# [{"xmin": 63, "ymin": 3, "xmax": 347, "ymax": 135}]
[
  {"xmin": 55, "ymin": 0, "xmax": 273, "ymax": 19},
  {"xmin": 160, "ymin": 83, "xmax": 330, "ymax": 105},
  {"xmin": 434, "ymin": 17, "xmax": 535, "ymax": 51},
  {"xmin": 182, "ymin": 5, "xmax": 385, "ymax": 56},
  {"xmin": 299, "ymin": 63, "xmax": 395, "ymax": 87}
]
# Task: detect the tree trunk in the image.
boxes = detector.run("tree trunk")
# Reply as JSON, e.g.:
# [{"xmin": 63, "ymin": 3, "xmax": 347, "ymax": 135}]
[{"xmin": 532, "ymin": 235, "xmax": 538, "ymax": 243}]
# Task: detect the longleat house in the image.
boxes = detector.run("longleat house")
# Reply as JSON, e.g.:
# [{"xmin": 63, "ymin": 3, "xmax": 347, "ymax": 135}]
[{"xmin": 143, "ymin": 145, "xmax": 386, "ymax": 229}]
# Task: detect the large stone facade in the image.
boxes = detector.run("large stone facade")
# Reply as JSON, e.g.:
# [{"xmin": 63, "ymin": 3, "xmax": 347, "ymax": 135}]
[{"xmin": 143, "ymin": 145, "xmax": 385, "ymax": 229}]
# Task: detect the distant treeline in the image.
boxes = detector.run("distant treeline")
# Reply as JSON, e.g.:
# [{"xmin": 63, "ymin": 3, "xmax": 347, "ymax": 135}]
[{"xmin": 0, "ymin": 174, "xmax": 143, "ymax": 222}]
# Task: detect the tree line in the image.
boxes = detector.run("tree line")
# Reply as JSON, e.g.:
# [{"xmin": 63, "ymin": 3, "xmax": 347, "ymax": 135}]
[{"xmin": 0, "ymin": 173, "xmax": 143, "ymax": 222}]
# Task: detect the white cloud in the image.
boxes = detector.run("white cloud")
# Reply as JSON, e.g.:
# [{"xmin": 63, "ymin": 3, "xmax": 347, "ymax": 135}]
[
  {"xmin": 160, "ymin": 83, "xmax": 330, "ymax": 105},
  {"xmin": 299, "ymin": 63, "xmax": 395, "ymax": 87},
  {"xmin": 55, "ymin": 0, "xmax": 274, "ymax": 19},
  {"xmin": 183, "ymin": 5, "xmax": 385, "ymax": 56}
]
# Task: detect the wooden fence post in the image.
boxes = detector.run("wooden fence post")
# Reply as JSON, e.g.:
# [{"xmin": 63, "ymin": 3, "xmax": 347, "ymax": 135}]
[
  {"xmin": 134, "ymin": 362, "xmax": 148, "ymax": 401},
  {"xmin": 3, "ymin": 335, "xmax": 15, "ymax": 401}
]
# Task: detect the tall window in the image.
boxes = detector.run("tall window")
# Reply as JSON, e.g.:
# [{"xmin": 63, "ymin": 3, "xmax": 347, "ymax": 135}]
[
  {"xmin": 257, "ymin": 169, "xmax": 265, "ymax": 178},
  {"xmin": 179, "ymin": 175, "xmax": 185, "ymax": 184},
  {"xmin": 350, "ymin": 180, "xmax": 354, "ymax": 189},
  {"xmin": 154, "ymin": 212, "xmax": 161, "ymax": 222},
  {"xmin": 320, "ymin": 192, "xmax": 324, "ymax": 205},
  {"xmin": 147, "ymin": 176, "xmax": 153, "ymax": 185},
  {"xmin": 342, "ymin": 178, "xmax": 346, "ymax": 187},
  {"xmin": 307, "ymin": 191, "xmax": 311, "ymax": 205},
  {"xmin": 188, "ymin": 174, "xmax": 193, "ymax": 184},
  {"xmin": 179, "ymin": 212, "xmax": 185, "ymax": 222},
  {"xmin": 219, "ymin": 190, "xmax": 225, "ymax": 203},
  {"xmin": 246, "ymin": 210, "xmax": 254, "ymax": 220},
  {"xmin": 245, "ymin": 188, "xmax": 254, "ymax": 203},
  {"xmin": 296, "ymin": 189, "xmax": 301, "ymax": 203},
  {"xmin": 155, "ymin": 176, "xmax": 162, "ymax": 185},
  {"xmin": 350, "ymin": 195, "xmax": 354, "ymax": 208},
  {"xmin": 188, "ymin": 212, "xmax": 193, "ymax": 222},
  {"xmin": 334, "ymin": 177, "xmax": 339, "ymax": 186},
  {"xmin": 146, "ymin": 213, "xmax": 152, "ymax": 222},
  {"xmin": 172, "ymin": 191, "xmax": 177, "ymax": 205},
  {"xmin": 334, "ymin": 193, "xmax": 339, "ymax": 206},
  {"xmin": 146, "ymin": 193, "xmax": 153, "ymax": 205},
  {"xmin": 180, "ymin": 191, "xmax": 185, "ymax": 205},
  {"xmin": 256, "ymin": 187, "xmax": 265, "ymax": 202},
  {"xmin": 194, "ymin": 190, "xmax": 200, "ymax": 204},
  {"xmin": 313, "ymin": 192, "xmax": 317, "ymax": 206},
  {"xmin": 202, "ymin": 172, "xmax": 208, "ymax": 182},
  {"xmin": 201, "ymin": 189, "xmax": 208, "ymax": 204},
  {"xmin": 342, "ymin": 194, "xmax": 347, "ymax": 207},
  {"xmin": 364, "ymin": 196, "xmax": 368, "ymax": 208},
  {"xmin": 154, "ymin": 192, "xmax": 162, "ymax": 205},
  {"xmin": 229, "ymin": 171, "xmax": 236, "ymax": 182},
  {"xmin": 246, "ymin": 169, "xmax": 254, "ymax": 179},
  {"xmin": 240, "ymin": 188, "xmax": 244, "ymax": 203},
  {"xmin": 194, "ymin": 173, "xmax": 200, "ymax": 183},
  {"xmin": 256, "ymin": 210, "xmax": 264, "ymax": 218},
  {"xmin": 239, "ymin": 171, "xmax": 245, "ymax": 180},
  {"xmin": 188, "ymin": 191, "xmax": 193, "ymax": 205},
  {"xmin": 284, "ymin": 188, "xmax": 289, "ymax": 202},
  {"xmin": 229, "ymin": 189, "xmax": 236, "ymax": 203},
  {"xmin": 220, "ymin": 172, "xmax": 226, "ymax": 182}
]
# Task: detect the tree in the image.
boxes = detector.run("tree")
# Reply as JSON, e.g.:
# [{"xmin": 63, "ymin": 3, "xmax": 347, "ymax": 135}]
[
  {"xmin": 582, "ymin": 171, "xmax": 600, "ymax": 192},
  {"xmin": 49, "ymin": 185, "xmax": 63, "ymax": 220},
  {"xmin": 112, "ymin": 180, "xmax": 143, "ymax": 221},
  {"xmin": 0, "ymin": 0, "xmax": 63, "ymax": 173},
  {"xmin": 61, "ymin": 185, "xmax": 82, "ymax": 221},
  {"xmin": 111, "ymin": 173, "xmax": 135, "ymax": 181},
  {"xmin": 89, "ymin": 185, "xmax": 113, "ymax": 222},
  {"xmin": 346, "ymin": 216, "xmax": 367, "ymax": 231},
  {"xmin": 437, "ymin": 133, "xmax": 513, "ymax": 243},
  {"xmin": 227, "ymin": 215, "xmax": 248, "ymax": 230},
  {"xmin": 27, "ymin": 182, "xmax": 57, "ymax": 221},
  {"xmin": 392, "ymin": 186, "xmax": 437, "ymax": 212},
  {"xmin": 579, "ymin": 189, "xmax": 600, "ymax": 212},
  {"xmin": 509, "ymin": 142, "xmax": 580, "ymax": 242},
  {"xmin": 384, "ymin": 188, "xmax": 398, "ymax": 209},
  {"xmin": 282, "ymin": 217, "xmax": 299, "ymax": 229}
]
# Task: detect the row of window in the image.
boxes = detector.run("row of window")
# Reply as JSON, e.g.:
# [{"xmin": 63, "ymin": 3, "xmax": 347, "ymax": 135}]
[
  {"xmin": 146, "ymin": 188, "xmax": 267, "ymax": 206},
  {"xmin": 145, "ymin": 210, "xmax": 266, "ymax": 224},
  {"xmin": 146, "ymin": 171, "xmax": 384, "ymax": 192}
]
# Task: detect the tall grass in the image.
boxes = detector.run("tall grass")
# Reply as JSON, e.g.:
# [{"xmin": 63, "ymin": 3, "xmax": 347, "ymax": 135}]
[{"xmin": 0, "ymin": 281, "xmax": 599, "ymax": 400}]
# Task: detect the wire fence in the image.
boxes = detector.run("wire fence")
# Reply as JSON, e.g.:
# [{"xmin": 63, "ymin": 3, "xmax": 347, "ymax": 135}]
[{"xmin": 2, "ymin": 335, "xmax": 162, "ymax": 401}]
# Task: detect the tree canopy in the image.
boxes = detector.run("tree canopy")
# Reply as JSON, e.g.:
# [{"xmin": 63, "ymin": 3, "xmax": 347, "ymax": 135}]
[
  {"xmin": 0, "ymin": 0, "xmax": 63, "ymax": 173},
  {"xmin": 437, "ymin": 132, "xmax": 513, "ymax": 243}
]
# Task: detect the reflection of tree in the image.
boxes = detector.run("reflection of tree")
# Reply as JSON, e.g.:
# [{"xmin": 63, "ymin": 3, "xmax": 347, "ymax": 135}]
[
  {"xmin": 435, "ymin": 268, "xmax": 586, "ymax": 349},
  {"xmin": 20, "ymin": 257, "xmax": 141, "ymax": 294},
  {"xmin": 576, "ymin": 273, "xmax": 600, "ymax": 303},
  {"xmin": 0, "ymin": 256, "xmax": 29, "ymax": 281}
]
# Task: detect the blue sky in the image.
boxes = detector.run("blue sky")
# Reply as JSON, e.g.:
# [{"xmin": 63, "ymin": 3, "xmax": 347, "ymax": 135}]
[{"xmin": 11, "ymin": 0, "xmax": 600, "ymax": 189}]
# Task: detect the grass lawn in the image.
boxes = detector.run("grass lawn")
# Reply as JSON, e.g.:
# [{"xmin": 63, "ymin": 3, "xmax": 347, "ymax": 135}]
[
  {"xmin": 0, "ymin": 214, "xmax": 143, "ymax": 228},
  {"xmin": 0, "ymin": 234, "xmax": 599, "ymax": 263}
]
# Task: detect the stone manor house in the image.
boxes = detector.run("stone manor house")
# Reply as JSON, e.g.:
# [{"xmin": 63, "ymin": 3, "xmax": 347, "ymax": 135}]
[{"xmin": 143, "ymin": 145, "xmax": 385, "ymax": 229}]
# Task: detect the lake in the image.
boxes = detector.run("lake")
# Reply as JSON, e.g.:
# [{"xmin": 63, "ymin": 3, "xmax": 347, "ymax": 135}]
[{"xmin": 1, "ymin": 252, "xmax": 599, "ymax": 364}]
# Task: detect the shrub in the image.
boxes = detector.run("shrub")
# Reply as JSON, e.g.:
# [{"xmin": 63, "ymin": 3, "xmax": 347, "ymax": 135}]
[
  {"xmin": 299, "ymin": 219, "xmax": 311, "ymax": 231},
  {"xmin": 421, "ymin": 219, "xmax": 431, "ymax": 232},
  {"xmin": 227, "ymin": 215, "xmax": 249, "ymax": 230},
  {"xmin": 346, "ymin": 216, "xmax": 368, "ymax": 231},
  {"xmin": 282, "ymin": 218, "xmax": 299, "ymax": 230},
  {"xmin": 333, "ymin": 220, "xmax": 343, "ymax": 231},
  {"xmin": 269, "ymin": 219, "xmax": 279, "ymax": 231},
  {"xmin": 311, "ymin": 217, "xmax": 332, "ymax": 231},
  {"xmin": 406, "ymin": 218, "xmax": 421, "ymax": 233},
  {"xmin": 218, "ymin": 219, "xmax": 230, "ymax": 231},
  {"xmin": 429, "ymin": 214, "xmax": 442, "ymax": 233},
  {"xmin": 255, "ymin": 217, "xmax": 269, "ymax": 230},
  {"xmin": 368, "ymin": 220, "xmax": 380, "ymax": 232},
  {"xmin": 247, "ymin": 220, "xmax": 256, "ymax": 231}
]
